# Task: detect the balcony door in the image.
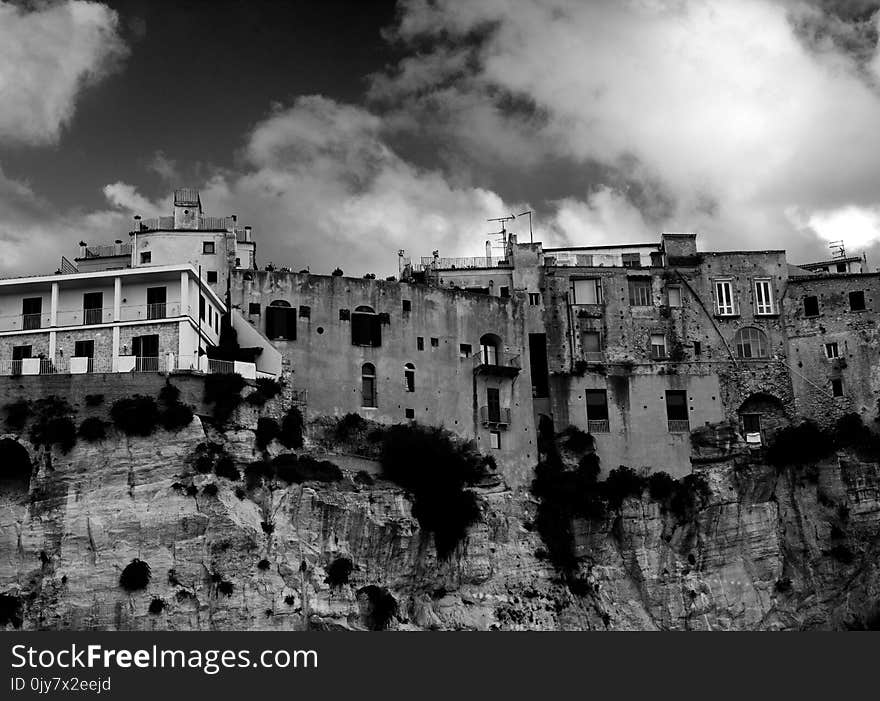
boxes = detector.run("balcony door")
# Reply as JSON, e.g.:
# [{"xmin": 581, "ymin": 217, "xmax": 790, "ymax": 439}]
[
  {"xmin": 74, "ymin": 340, "xmax": 95, "ymax": 372},
  {"xmin": 147, "ymin": 287, "xmax": 167, "ymax": 320},
  {"xmin": 83, "ymin": 292, "xmax": 103, "ymax": 325},
  {"xmin": 22, "ymin": 297, "xmax": 41, "ymax": 330},
  {"xmin": 486, "ymin": 387, "xmax": 501, "ymax": 423},
  {"xmin": 132, "ymin": 334, "xmax": 159, "ymax": 371}
]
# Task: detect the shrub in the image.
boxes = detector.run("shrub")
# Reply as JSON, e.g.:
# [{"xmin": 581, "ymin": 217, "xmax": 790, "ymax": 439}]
[
  {"xmin": 148, "ymin": 597, "xmax": 165, "ymax": 614},
  {"xmin": 4, "ymin": 399, "xmax": 30, "ymax": 431},
  {"xmin": 185, "ymin": 485, "xmax": 198, "ymax": 497},
  {"xmin": 257, "ymin": 558, "xmax": 271, "ymax": 571},
  {"xmin": 774, "ymin": 578, "xmax": 792, "ymax": 593},
  {"xmin": 354, "ymin": 470, "xmax": 375, "ymax": 486},
  {"xmin": 158, "ymin": 383, "xmax": 181, "ymax": 406},
  {"xmin": 215, "ymin": 456, "xmax": 240, "ymax": 481},
  {"xmin": 830, "ymin": 544, "xmax": 855, "ymax": 564},
  {"xmin": 261, "ymin": 521, "xmax": 274, "ymax": 534},
  {"xmin": 119, "ymin": 559, "xmax": 151, "ymax": 591},
  {"xmin": 667, "ymin": 473, "xmax": 710, "ymax": 522},
  {"xmin": 84, "ymin": 394, "xmax": 104, "ymax": 407},
  {"xmin": 217, "ymin": 580, "xmax": 234, "ymax": 596},
  {"xmin": 202, "ymin": 483, "xmax": 218, "ymax": 496},
  {"xmin": 334, "ymin": 413, "xmax": 367, "ymax": 441},
  {"xmin": 0, "ymin": 594, "xmax": 23, "ymax": 629},
  {"xmin": 279, "ymin": 407, "xmax": 304, "ymax": 449},
  {"xmin": 648, "ymin": 471, "xmax": 677, "ymax": 501},
  {"xmin": 111, "ymin": 395, "xmax": 159, "ymax": 436},
  {"xmin": 833, "ymin": 413, "xmax": 880, "ymax": 461},
  {"xmin": 158, "ymin": 382, "xmax": 194, "ymax": 431},
  {"xmin": 255, "ymin": 417, "xmax": 280, "ymax": 450},
  {"xmin": 766, "ymin": 421, "xmax": 834, "ymax": 467},
  {"xmin": 29, "ymin": 397, "xmax": 77, "ymax": 453},
  {"xmin": 204, "ymin": 373, "xmax": 246, "ymax": 425},
  {"xmin": 325, "ymin": 557, "xmax": 353, "ymax": 587},
  {"xmin": 234, "ymin": 487, "xmax": 246, "ymax": 500},
  {"xmin": 78, "ymin": 417, "xmax": 108, "ymax": 442},
  {"xmin": 244, "ymin": 461, "xmax": 274, "ymax": 488},
  {"xmin": 381, "ymin": 423, "xmax": 489, "ymax": 559},
  {"xmin": 558, "ymin": 426, "xmax": 594, "ymax": 454},
  {"xmin": 284, "ymin": 595, "xmax": 296, "ymax": 606},
  {"xmin": 603, "ymin": 466, "xmax": 647, "ymax": 509},
  {"xmin": 357, "ymin": 585, "xmax": 397, "ymax": 630},
  {"xmin": 246, "ymin": 378, "xmax": 283, "ymax": 406},
  {"xmin": 272, "ymin": 454, "xmax": 343, "ymax": 484}
]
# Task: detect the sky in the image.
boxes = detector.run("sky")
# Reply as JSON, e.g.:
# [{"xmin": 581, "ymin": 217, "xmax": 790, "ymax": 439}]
[{"xmin": 2, "ymin": 0, "xmax": 880, "ymax": 278}]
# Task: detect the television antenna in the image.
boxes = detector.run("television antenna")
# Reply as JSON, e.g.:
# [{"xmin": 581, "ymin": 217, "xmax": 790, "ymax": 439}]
[
  {"xmin": 829, "ymin": 240, "xmax": 846, "ymax": 259},
  {"xmin": 487, "ymin": 214, "xmax": 516, "ymax": 246}
]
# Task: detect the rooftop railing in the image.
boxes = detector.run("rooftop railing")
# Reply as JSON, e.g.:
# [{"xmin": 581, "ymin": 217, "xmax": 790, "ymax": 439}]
[
  {"xmin": 135, "ymin": 216, "xmax": 234, "ymax": 231},
  {"xmin": 420, "ymin": 256, "xmax": 510, "ymax": 270},
  {"xmin": 81, "ymin": 243, "xmax": 132, "ymax": 259}
]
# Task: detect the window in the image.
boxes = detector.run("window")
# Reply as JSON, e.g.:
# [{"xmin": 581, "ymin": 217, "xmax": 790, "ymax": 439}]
[
  {"xmin": 361, "ymin": 363, "xmax": 377, "ymax": 407},
  {"xmin": 199, "ymin": 295, "xmax": 205, "ymax": 320},
  {"xmin": 405, "ymin": 408, "xmax": 415, "ymax": 419},
  {"xmin": 666, "ymin": 286, "xmax": 682, "ymax": 307},
  {"xmin": 147, "ymin": 287, "xmax": 166, "ymax": 320},
  {"xmin": 831, "ymin": 378, "xmax": 844, "ymax": 397},
  {"xmin": 21, "ymin": 297, "xmax": 41, "ymax": 330},
  {"xmin": 83, "ymin": 292, "xmax": 103, "ymax": 325},
  {"xmin": 339, "ymin": 308, "xmax": 350, "ymax": 321},
  {"xmin": 404, "ymin": 363, "xmax": 415, "ymax": 392},
  {"xmin": 351, "ymin": 305, "xmax": 381, "ymax": 347},
  {"xmin": 693, "ymin": 340, "xmax": 702, "ymax": 356},
  {"xmin": 140, "ymin": 252, "xmax": 151, "ymax": 264},
  {"xmin": 417, "ymin": 337, "xmax": 424, "ymax": 351},
  {"xmin": 402, "ymin": 299, "xmax": 411, "ymax": 313},
  {"xmin": 621, "ymin": 252, "xmax": 641, "ymax": 268},
  {"xmin": 74, "ymin": 340, "xmax": 94, "ymax": 358},
  {"xmin": 742, "ymin": 413, "xmax": 761, "ymax": 434},
  {"xmin": 430, "ymin": 337, "xmax": 439, "ymax": 348},
  {"xmin": 132, "ymin": 335, "xmax": 159, "ymax": 371},
  {"xmin": 459, "ymin": 343, "xmax": 472, "ymax": 358},
  {"xmin": 824, "ymin": 342, "xmax": 839, "ymax": 359},
  {"xmin": 582, "ymin": 331, "xmax": 601, "ymax": 359},
  {"xmin": 650, "ymin": 333, "xmax": 667, "ymax": 360},
  {"xmin": 849, "ymin": 291, "xmax": 866, "ymax": 311},
  {"xmin": 803, "ymin": 295, "xmax": 819, "ymax": 317},
  {"xmin": 489, "ymin": 431, "xmax": 501, "ymax": 449},
  {"xmin": 499, "ymin": 286, "xmax": 510, "ymax": 299},
  {"xmin": 528, "ymin": 292, "xmax": 541, "ymax": 306},
  {"xmin": 480, "ymin": 334, "xmax": 500, "ymax": 365},
  {"xmin": 836, "ymin": 262, "xmax": 847, "ymax": 273},
  {"xmin": 299, "ymin": 305, "xmax": 311, "ymax": 319},
  {"xmin": 734, "ymin": 327, "xmax": 768, "ymax": 358},
  {"xmin": 266, "ymin": 300, "xmax": 297, "ymax": 340},
  {"xmin": 573, "ymin": 278, "xmax": 602, "ymax": 304},
  {"xmin": 665, "ymin": 390, "xmax": 689, "ymax": 431},
  {"xmin": 203, "ymin": 241, "xmax": 215, "ymax": 254},
  {"xmin": 628, "ymin": 278, "xmax": 652, "ymax": 306},
  {"xmin": 754, "ymin": 279, "xmax": 775, "ymax": 315},
  {"xmin": 486, "ymin": 388, "xmax": 501, "ymax": 423},
  {"xmin": 585, "ymin": 389, "xmax": 610, "ymax": 433},
  {"xmin": 12, "ymin": 345, "xmax": 32, "ymax": 360},
  {"xmin": 206, "ymin": 271, "xmax": 218, "ymax": 284},
  {"xmin": 714, "ymin": 280, "xmax": 735, "ymax": 315},
  {"xmin": 248, "ymin": 303, "xmax": 260, "ymax": 315}
]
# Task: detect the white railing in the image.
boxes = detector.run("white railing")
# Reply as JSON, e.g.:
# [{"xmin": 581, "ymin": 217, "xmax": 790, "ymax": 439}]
[
  {"xmin": 420, "ymin": 256, "xmax": 510, "ymax": 270},
  {"xmin": 587, "ymin": 419, "xmax": 610, "ymax": 433}
]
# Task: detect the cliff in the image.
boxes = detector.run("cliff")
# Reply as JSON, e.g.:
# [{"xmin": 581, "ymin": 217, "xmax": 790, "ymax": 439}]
[{"xmin": 2, "ymin": 409, "xmax": 880, "ymax": 631}]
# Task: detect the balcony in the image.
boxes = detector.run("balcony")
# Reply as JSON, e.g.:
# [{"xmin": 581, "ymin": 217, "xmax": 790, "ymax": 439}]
[
  {"xmin": 587, "ymin": 419, "xmax": 610, "ymax": 433},
  {"xmin": 2, "ymin": 358, "xmax": 61, "ymax": 376},
  {"xmin": 473, "ymin": 352, "xmax": 521, "ymax": 378},
  {"xmin": 668, "ymin": 419, "xmax": 691, "ymax": 433},
  {"xmin": 479, "ymin": 406, "xmax": 511, "ymax": 427},
  {"xmin": 146, "ymin": 302, "xmax": 167, "ymax": 320},
  {"xmin": 83, "ymin": 308, "xmax": 103, "ymax": 325}
]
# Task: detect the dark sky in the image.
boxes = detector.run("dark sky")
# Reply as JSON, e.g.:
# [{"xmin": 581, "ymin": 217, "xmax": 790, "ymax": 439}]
[{"xmin": 0, "ymin": 0, "xmax": 399, "ymax": 211}]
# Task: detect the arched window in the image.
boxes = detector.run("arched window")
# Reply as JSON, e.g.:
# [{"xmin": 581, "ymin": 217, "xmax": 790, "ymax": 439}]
[
  {"xmin": 404, "ymin": 363, "xmax": 415, "ymax": 392},
  {"xmin": 734, "ymin": 327, "xmax": 768, "ymax": 358},
  {"xmin": 361, "ymin": 363, "xmax": 377, "ymax": 407},
  {"xmin": 479, "ymin": 333, "xmax": 501, "ymax": 365},
  {"xmin": 265, "ymin": 300, "xmax": 296, "ymax": 340},
  {"xmin": 352, "ymin": 305, "xmax": 381, "ymax": 347}
]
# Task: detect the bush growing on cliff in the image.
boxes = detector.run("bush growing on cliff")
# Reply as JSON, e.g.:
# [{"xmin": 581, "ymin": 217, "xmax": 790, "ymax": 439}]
[
  {"xmin": 119, "ymin": 559, "xmax": 151, "ymax": 591},
  {"xmin": 158, "ymin": 382, "xmax": 194, "ymax": 431},
  {"xmin": 603, "ymin": 466, "xmax": 647, "ymax": 509},
  {"xmin": 334, "ymin": 413, "xmax": 367, "ymax": 441},
  {"xmin": 272, "ymin": 454, "xmax": 343, "ymax": 484},
  {"xmin": 148, "ymin": 598, "xmax": 165, "ymax": 614},
  {"xmin": 279, "ymin": 407, "xmax": 304, "ymax": 449},
  {"xmin": 4, "ymin": 399, "xmax": 31, "ymax": 431},
  {"xmin": 766, "ymin": 421, "xmax": 834, "ymax": 467},
  {"xmin": 255, "ymin": 417, "xmax": 280, "ymax": 450},
  {"xmin": 0, "ymin": 594, "xmax": 23, "ymax": 629},
  {"xmin": 78, "ymin": 417, "xmax": 108, "ymax": 442},
  {"xmin": 381, "ymin": 423, "xmax": 489, "ymax": 559},
  {"xmin": 357, "ymin": 585, "xmax": 397, "ymax": 630},
  {"xmin": 84, "ymin": 394, "xmax": 104, "ymax": 407},
  {"xmin": 111, "ymin": 395, "xmax": 159, "ymax": 436},
  {"xmin": 245, "ymin": 378, "xmax": 283, "ymax": 406},
  {"xmin": 558, "ymin": 426, "xmax": 595, "ymax": 454},
  {"xmin": 648, "ymin": 471, "xmax": 677, "ymax": 501},
  {"xmin": 325, "ymin": 557, "xmax": 354, "ymax": 587},
  {"xmin": 29, "ymin": 397, "xmax": 76, "ymax": 453},
  {"xmin": 204, "ymin": 373, "xmax": 246, "ymax": 425}
]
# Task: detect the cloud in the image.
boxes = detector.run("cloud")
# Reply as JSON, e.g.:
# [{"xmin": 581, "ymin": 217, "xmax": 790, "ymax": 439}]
[
  {"xmin": 0, "ymin": 0, "xmax": 127, "ymax": 145},
  {"xmin": 367, "ymin": 0, "xmax": 880, "ymax": 258}
]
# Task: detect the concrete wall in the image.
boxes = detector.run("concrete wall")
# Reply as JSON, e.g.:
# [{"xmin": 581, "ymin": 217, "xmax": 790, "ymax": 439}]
[
  {"xmin": 132, "ymin": 230, "xmax": 235, "ymax": 293},
  {"xmin": 230, "ymin": 270, "xmax": 537, "ymax": 486}
]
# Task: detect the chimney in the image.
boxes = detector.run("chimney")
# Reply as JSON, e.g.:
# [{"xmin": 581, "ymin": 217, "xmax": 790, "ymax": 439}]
[
  {"xmin": 244, "ymin": 226, "xmax": 252, "ymax": 242},
  {"xmin": 114, "ymin": 239, "xmax": 122, "ymax": 255},
  {"xmin": 133, "ymin": 215, "xmax": 142, "ymax": 232},
  {"xmin": 486, "ymin": 240, "xmax": 492, "ymax": 259},
  {"xmin": 79, "ymin": 241, "xmax": 87, "ymax": 258}
]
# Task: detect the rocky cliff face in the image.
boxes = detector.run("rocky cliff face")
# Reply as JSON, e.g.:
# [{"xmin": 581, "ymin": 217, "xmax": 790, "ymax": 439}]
[{"xmin": 2, "ymin": 413, "xmax": 879, "ymax": 631}]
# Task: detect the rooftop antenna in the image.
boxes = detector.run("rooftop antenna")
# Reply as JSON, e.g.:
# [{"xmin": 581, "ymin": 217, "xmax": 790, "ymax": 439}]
[
  {"xmin": 487, "ymin": 214, "xmax": 516, "ymax": 247},
  {"xmin": 829, "ymin": 240, "xmax": 845, "ymax": 259},
  {"xmin": 516, "ymin": 210, "xmax": 533, "ymax": 244}
]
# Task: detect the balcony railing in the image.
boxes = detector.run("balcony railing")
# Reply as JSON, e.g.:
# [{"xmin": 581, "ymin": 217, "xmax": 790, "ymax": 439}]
[
  {"xmin": 133, "ymin": 357, "xmax": 160, "ymax": 372},
  {"xmin": 69, "ymin": 356, "xmax": 95, "ymax": 374},
  {"xmin": 473, "ymin": 351, "xmax": 521, "ymax": 377},
  {"xmin": 135, "ymin": 215, "xmax": 233, "ymax": 231},
  {"xmin": 587, "ymin": 419, "xmax": 610, "ymax": 433},
  {"xmin": 1, "ymin": 358, "xmax": 62, "ymax": 376},
  {"xmin": 22, "ymin": 313, "xmax": 42, "ymax": 330},
  {"xmin": 146, "ymin": 302, "xmax": 167, "ymax": 320},
  {"xmin": 83, "ymin": 308, "xmax": 103, "ymax": 325},
  {"xmin": 668, "ymin": 419, "xmax": 691, "ymax": 433},
  {"xmin": 479, "ymin": 406, "xmax": 511, "ymax": 427}
]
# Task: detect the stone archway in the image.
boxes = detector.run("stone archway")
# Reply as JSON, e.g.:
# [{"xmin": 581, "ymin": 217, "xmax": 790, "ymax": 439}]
[{"xmin": 737, "ymin": 393, "xmax": 788, "ymax": 445}]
